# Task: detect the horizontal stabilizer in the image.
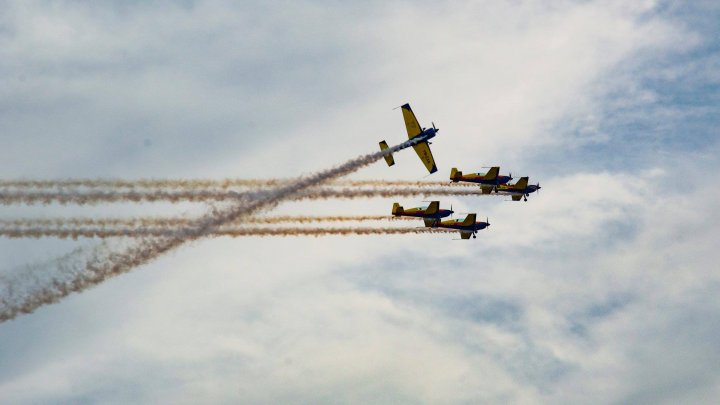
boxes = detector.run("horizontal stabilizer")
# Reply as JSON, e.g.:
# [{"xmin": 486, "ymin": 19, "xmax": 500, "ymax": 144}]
[{"xmin": 379, "ymin": 141, "xmax": 395, "ymax": 167}]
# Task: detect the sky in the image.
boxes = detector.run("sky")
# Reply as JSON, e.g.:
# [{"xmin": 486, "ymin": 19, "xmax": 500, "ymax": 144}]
[{"xmin": 1, "ymin": 0, "xmax": 719, "ymax": 403}]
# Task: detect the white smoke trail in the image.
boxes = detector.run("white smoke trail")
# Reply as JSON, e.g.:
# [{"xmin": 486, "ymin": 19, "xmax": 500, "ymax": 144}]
[
  {"xmin": 0, "ymin": 240, "xmax": 124, "ymax": 321},
  {"xmin": 0, "ymin": 179, "xmax": 475, "ymax": 189},
  {"xmin": 0, "ymin": 140, "xmax": 417, "ymax": 322},
  {"xmin": 0, "ymin": 226, "xmax": 450, "ymax": 239},
  {"xmin": 0, "ymin": 189, "xmax": 251, "ymax": 205},
  {"xmin": 0, "ymin": 215, "xmax": 412, "ymax": 229},
  {"xmin": 0, "ymin": 187, "xmax": 488, "ymax": 205}
]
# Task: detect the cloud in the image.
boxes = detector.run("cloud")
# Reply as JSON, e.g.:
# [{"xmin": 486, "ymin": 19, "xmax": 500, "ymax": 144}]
[{"xmin": 1, "ymin": 1, "xmax": 720, "ymax": 404}]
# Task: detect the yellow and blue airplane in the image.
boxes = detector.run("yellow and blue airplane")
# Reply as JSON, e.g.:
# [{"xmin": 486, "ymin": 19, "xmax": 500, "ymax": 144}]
[
  {"xmin": 392, "ymin": 201, "xmax": 454, "ymax": 227},
  {"xmin": 497, "ymin": 177, "xmax": 541, "ymax": 201},
  {"xmin": 379, "ymin": 103, "xmax": 438, "ymax": 174},
  {"xmin": 430, "ymin": 213, "xmax": 490, "ymax": 240},
  {"xmin": 450, "ymin": 167, "xmax": 513, "ymax": 194}
]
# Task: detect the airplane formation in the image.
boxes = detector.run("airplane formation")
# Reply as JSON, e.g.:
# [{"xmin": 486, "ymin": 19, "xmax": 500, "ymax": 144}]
[{"xmin": 380, "ymin": 103, "xmax": 541, "ymax": 240}]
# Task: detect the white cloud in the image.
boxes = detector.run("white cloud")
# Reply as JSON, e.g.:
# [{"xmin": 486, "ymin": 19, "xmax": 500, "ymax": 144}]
[{"xmin": 1, "ymin": 1, "xmax": 719, "ymax": 404}]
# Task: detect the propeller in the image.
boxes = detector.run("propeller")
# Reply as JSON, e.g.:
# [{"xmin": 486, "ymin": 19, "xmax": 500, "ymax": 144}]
[{"xmin": 432, "ymin": 121, "xmax": 438, "ymax": 131}]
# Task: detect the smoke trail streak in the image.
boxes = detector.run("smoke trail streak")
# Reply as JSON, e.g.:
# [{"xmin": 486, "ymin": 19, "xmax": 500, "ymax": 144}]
[
  {"xmin": 0, "ymin": 240, "xmax": 122, "ymax": 319},
  {"xmin": 0, "ymin": 179, "xmax": 283, "ymax": 189},
  {"xmin": 0, "ymin": 226, "xmax": 450, "ymax": 239},
  {"xmin": 0, "ymin": 179, "xmax": 476, "ymax": 189},
  {"xmin": 0, "ymin": 189, "xmax": 251, "ymax": 205},
  {"xmin": 292, "ymin": 187, "xmax": 489, "ymax": 200},
  {"xmin": 0, "ymin": 215, "xmax": 414, "ymax": 228},
  {"xmin": 0, "ymin": 140, "xmax": 416, "ymax": 322},
  {"xmin": 0, "ymin": 187, "xmax": 490, "ymax": 205}
]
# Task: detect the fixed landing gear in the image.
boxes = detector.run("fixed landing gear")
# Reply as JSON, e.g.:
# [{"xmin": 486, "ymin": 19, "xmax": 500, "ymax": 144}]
[
  {"xmin": 523, "ymin": 195, "xmax": 528, "ymax": 202},
  {"xmin": 473, "ymin": 233, "xmax": 477, "ymax": 239}
]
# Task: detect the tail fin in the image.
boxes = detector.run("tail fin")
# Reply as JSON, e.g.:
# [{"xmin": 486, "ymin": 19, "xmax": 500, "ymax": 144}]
[
  {"xmin": 392, "ymin": 203, "xmax": 403, "ymax": 215},
  {"xmin": 425, "ymin": 201, "xmax": 440, "ymax": 215},
  {"xmin": 513, "ymin": 177, "xmax": 529, "ymax": 190},
  {"xmin": 450, "ymin": 167, "xmax": 462, "ymax": 181},
  {"xmin": 379, "ymin": 141, "xmax": 395, "ymax": 167},
  {"xmin": 460, "ymin": 213, "xmax": 476, "ymax": 226}
]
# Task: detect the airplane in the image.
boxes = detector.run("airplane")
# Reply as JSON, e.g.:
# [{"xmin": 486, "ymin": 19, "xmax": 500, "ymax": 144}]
[
  {"xmin": 450, "ymin": 167, "xmax": 513, "ymax": 194},
  {"xmin": 429, "ymin": 213, "xmax": 490, "ymax": 240},
  {"xmin": 391, "ymin": 200, "xmax": 454, "ymax": 227},
  {"xmin": 379, "ymin": 103, "xmax": 439, "ymax": 174},
  {"xmin": 496, "ymin": 177, "xmax": 541, "ymax": 201}
]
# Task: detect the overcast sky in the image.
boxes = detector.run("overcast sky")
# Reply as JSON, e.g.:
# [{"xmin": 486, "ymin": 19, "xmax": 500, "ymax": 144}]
[{"xmin": 1, "ymin": 1, "xmax": 719, "ymax": 403}]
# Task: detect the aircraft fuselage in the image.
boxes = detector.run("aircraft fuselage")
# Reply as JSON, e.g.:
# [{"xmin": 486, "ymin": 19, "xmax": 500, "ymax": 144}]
[
  {"xmin": 399, "ymin": 209, "xmax": 453, "ymax": 220},
  {"xmin": 501, "ymin": 184, "xmax": 540, "ymax": 196},
  {"xmin": 410, "ymin": 128, "xmax": 438, "ymax": 144},
  {"xmin": 437, "ymin": 220, "xmax": 490, "ymax": 232},
  {"xmin": 459, "ymin": 174, "xmax": 513, "ymax": 186}
]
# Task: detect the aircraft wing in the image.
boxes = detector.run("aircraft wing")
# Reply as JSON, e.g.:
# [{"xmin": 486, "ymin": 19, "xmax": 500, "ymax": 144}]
[
  {"xmin": 481, "ymin": 185, "xmax": 494, "ymax": 194},
  {"xmin": 513, "ymin": 177, "xmax": 529, "ymax": 190},
  {"xmin": 401, "ymin": 103, "xmax": 422, "ymax": 138},
  {"xmin": 485, "ymin": 167, "xmax": 500, "ymax": 180},
  {"xmin": 512, "ymin": 195, "xmax": 523, "ymax": 201},
  {"xmin": 412, "ymin": 141, "xmax": 438, "ymax": 174},
  {"xmin": 460, "ymin": 231, "xmax": 472, "ymax": 240},
  {"xmin": 460, "ymin": 213, "xmax": 477, "ymax": 226},
  {"xmin": 425, "ymin": 201, "xmax": 439, "ymax": 215}
]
